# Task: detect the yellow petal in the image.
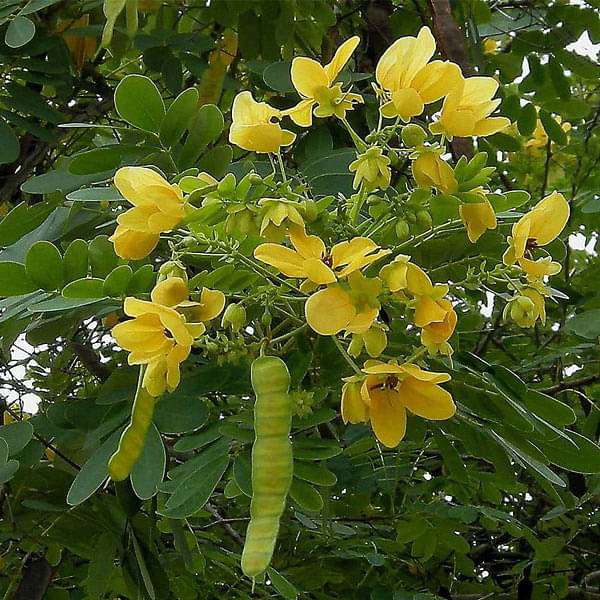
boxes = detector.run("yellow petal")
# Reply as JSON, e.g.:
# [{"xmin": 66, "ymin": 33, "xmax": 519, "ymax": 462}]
[
  {"xmin": 399, "ymin": 378, "xmax": 455, "ymax": 420},
  {"xmin": 519, "ymin": 256, "xmax": 562, "ymax": 280},
  {"xmin": 362, "ymin": 327, "xmax": 387, "ymax": 357},
  {"xmin": 399, "ymin": 363, "xmax": 451, "ymax": 384},
  {"xmin": 231, "ymin": 90, "xmax": 280, "ymax": 125},
  {"xmin": 144, "ymin": 359, "xmax": 168, "ymax": 397},
  {"xmin": 473, "ymin": 116, "xmax": 510, "ymax": 136},
  {"xmin": 413, "ymin": 296, "xmax": 448, "ymax": 328},
  {"xmin": 303, "ymin": 258, "xmax": 336, "ymax": 285},
  {"xmin": 196, "ymin": 288, "xmax": 226, "ymax": 322},
  {"xmin": 166, "ymin": 343, "xmax": 190, "ymax": 391},
  {"xmin": 413, "ymin": 61, "xmax": 462, "ymax": 103},
  {"xmin": 289, "ymin": 225, "xmax": 326, "ymax": 260},
  {"xmin": 390, "ymin": 87, "xmax": 425, "ymax": 121},
  {"xmin": 369, "ymin": 387, "xmax": 407, "ymax": 448},
  {"xmin": 283, "ymin": 99, "xmax": 315, "ymax": 127},
  {"xmin": 459, "ymin": 201, "xmax": 497, "ymax": 243},
  {"xmin": 362, "ymin": 361, "xmax": 406, "ymax": 375},
  {"xmin": 305, "ymin": 286, "xmax": 355, "ymax": 335},
  {"xmin": 341, "ymin": 381, "xmax": 369, "ymax": 424},
  {"xmin": 114, "ymin": 166, "xmax": 173, "ymax": 206},
  {"xmin": 151, "ymin": 277, "xmax": 188, "ymax": 307},
  {"xmin": 254, "ymin": 243, "xmax": 306, "ymax": 277},
  {"xmin": 528, "ymin": 191, "xmax": 570, "ymax": 246},
  {"xmin": 291, "ymin": 57, "xmax": 329, "ymax": 98},
  {"xmin": 379, "ymin": 256, "xmax": 409, "ymax": 292},
  {"xmin": 124, "ymin": 298, "xmax": 193, "ymax": 346},
  {"xmin": 324, "ymin": 36, "xmax": 360, "ymax": 82},
  {"xmin": 406, "ymin": 263, "xmax": 433, "ymax": 296},
  {"xmin": 346, "ymin": 307, "xmax": 378, "ymax": 334},
  {"xmin": 109, "ymin": 226, "xmax": 159, "ymax": 260}
]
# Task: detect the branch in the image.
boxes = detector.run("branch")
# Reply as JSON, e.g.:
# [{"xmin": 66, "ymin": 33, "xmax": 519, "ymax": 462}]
[
  {"xmin": 68, "ymin": 340, "xmax": 111, "ymax": 382},
  {"xmin": 204, "ymin": 502, "xmax": 244, "ymax": 545},
  {"xmin": 539, "ymin": 375, "xmax": 600, "ymax": 395},
  {"xmin": 14, "ymin": 557, "xmax": 52, "ymax": 600}
]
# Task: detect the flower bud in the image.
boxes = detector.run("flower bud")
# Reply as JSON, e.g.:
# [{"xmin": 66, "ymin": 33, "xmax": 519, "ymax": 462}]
[
  {"xmin": 221, "ymin": 303, "xmax": 246, "ymax": 333},
  {"xmin": 395, "ymin": 219, "xmax": 410, "ymax": 241},
  {"xmin": 401, "ymin": 124, "xmax": 427, "ymax": 147},
  {"xmin": 416, "ymin": 209, "xmax": 433, "ymax": 229},
  {"xmin": 157, "ymin": 260, "xmax": 188, "ymax": 283},
  {"xmin": 506, "ymin": 295, "xmax": 536, "ymax": 328}
]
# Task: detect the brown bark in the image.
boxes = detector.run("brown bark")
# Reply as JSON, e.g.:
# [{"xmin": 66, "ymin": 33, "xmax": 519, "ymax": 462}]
[{"xmin": 14, "ymin": 557, "xmax": 52, "ymax": 600}]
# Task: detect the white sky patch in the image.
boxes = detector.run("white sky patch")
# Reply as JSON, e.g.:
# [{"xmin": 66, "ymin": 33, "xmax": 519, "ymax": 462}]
[
  {"xmin": 480, "ymin": 291, "xmax": 495, "ymax": 318},
  {"xmin": 564, "ymin": 364, "xmax": 583, "ymax": 377},
  {"xmin": 4, "ymin": 335, "xmax": 42, "ymax": 414}
]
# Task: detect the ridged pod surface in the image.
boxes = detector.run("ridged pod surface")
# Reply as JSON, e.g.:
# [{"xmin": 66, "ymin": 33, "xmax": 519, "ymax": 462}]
[
  {"xmin": 241, "ymin": 356, "xmax": 292, "ymax": 578},
  {"xmin": 108, "ymin": 386, "xmax": 156, "ymax": 481}
]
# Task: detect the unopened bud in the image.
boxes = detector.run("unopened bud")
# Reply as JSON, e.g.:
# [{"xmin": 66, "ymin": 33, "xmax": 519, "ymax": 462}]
[
  {"xmin": 221, "ymin": 303, "xmax": 246, "ymax": 333},
  {"xmin": 395, "ymin": 219, "xmax": 410, "ymax": 241},
  {"xmin": 401, "ymin": 124, "xmax": 427, "ymax": 147},
  {"xmin": 158, "ymin": 260, "xmax": 188, "ymax": 283}
]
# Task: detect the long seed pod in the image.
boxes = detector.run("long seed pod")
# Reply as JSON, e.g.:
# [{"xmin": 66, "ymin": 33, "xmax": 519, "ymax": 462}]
[
  {"xmin": 108, "ymin": 367, "xmax": 156, "ymax": 481},
  {"xmin": 241, "ymin": 356, "xmax": 293, "ymax": 578}
]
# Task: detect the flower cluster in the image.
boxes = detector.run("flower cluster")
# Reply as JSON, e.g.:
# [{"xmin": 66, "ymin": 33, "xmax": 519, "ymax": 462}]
[{"xmin": 105, "ymin": 26, "xmax": 569, "ymax": 450}]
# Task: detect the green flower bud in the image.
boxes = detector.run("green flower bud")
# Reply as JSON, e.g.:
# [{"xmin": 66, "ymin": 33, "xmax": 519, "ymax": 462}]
[
  {"xmin": 506, "ymin": 295, "xmax": 537, "ymax": 328},
  {"xmin": 406, "ymin": 210, "xmax": 417, "ymax": 224},
  {"xmin": 157, "ymin": 261, "xmax": 187, "ymax": 283},
  {"xmin": 401, "ymin": 124, "xmax": 427, "ymax": 147},
  {"xmin": 221, "ymin": 303, "xmax": 247, "ymax": 333},
  {"xmin": 299, "ymin": 199, "xmax": 319, "ymax": 223},
  {"xmin": 395, "ymin": 219, "xmax": 410, "ymax": 241},
  {"xmin": 416, "ymin": 209, "xmax": 432, "ymax": 229}
]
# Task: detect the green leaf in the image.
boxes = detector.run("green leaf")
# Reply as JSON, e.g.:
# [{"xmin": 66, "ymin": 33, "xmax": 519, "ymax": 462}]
[
  {"xmin": 487, "ymin": 132, "xmax": 522, "ymax": 152},
  {"xmin": 517, "ymin": 103, "xmax": 537, "ymax": 136},
  {"xmin": 266, "ymin": 567, "xmax": 299, "ymax": 600},
  {"xmin": 0, "ymin": 120, "xmax": 19, "ymax": 165},
  {"xmin": 0, "ymin": 262, "xmax": 38, "ymax": 295},
  {"xmin": 233, "ymin": 452, "xmax": 252, "ymax": 497},
  {"xmin": 159, "ymin": 87, "xmax": 199, "ymax": 148},
  {"xmin": 540, "ymin": 431, "xmax": 600, "ymax": 474},
  {"xmin": 19, "ymin": 0, "xmax": 63, "ymax": 15},
  {"xmin": 539, "ymin": 110, "xmax": 568, "ymax": 145},
  {"xmin": 154, "ymin": 393, "xmax": 209, "ymax": 434},
  {"xmin": 565, "ymin": 309, "xmax": 600, "ymax": 339},
  {"xmin": 548, "ymin": 57, "xmax": 571, "ymax": 100},
  {"xmin": 114, "ymin": 74, "xmax": 165, "ymax": 133},
  {"xmin": 293, "ymin": 461, "xmax": 337, "ymax": 486},
  {"xmin": 197, "ymin": 144, "xmax": 233, "ymax": 179},
  {"xmin": 127, "ymin": 264, "xmax": 155, "ymax": 294},
  {"xmin": 523, "ymin": 390, "xmax": 576, "ymax": 427},
  {"xmin": 97, "ymin": 368, "xmax": 138, "ymax": 405},
  {"xmin": 103, "ymin": 265, "xmax": 133, "ymax": 297},
  {"xmin": 0, "ymin": 459, "xmax": 19, "ymax": 484},
  {"xmin": 178, "ymin": 104, "xmax": 224, "ymax": 170},
  {"xmin": 88, "ymin": 235, "xmax": 118, "ymax": 278},
  {"xmin": 289, "ymin": 479, "xmax": 323, "ymax": 512},
  {"xmin": 66, "ymin": 428, "xmax": 122, "ymax": 506},
  {"xmin": 263, "ymin": 61, "xmax": 294, "ymax": 92},
  {"xmin": 0, "ymin": 421, "xmax": 33, "ymax": 455},
  {"xmin": 28, "ymin": 296, "xmax": 110, "ymax": 313},
  {"xmin": 62, "ymin": 278, "xmax": 105, "ymax": 299},
  {"xmin": 25, "ymin": 241, "xmax": 64, "ymax": 291},
  {"xmin": 63, "ymin": 239, "xmax": 89, "ymax": 282},
  {"xmin": 131, "ymin": 424, "xmax": 165, "ymax": 500},
  {"xmin": 5, "ymin": 15, "xmax": 35, "ymax": 48},
  {"xmin": 172, "ymin": 423, "xmax": 221, "ymax": 452},
  {"xmin": 488, "ymin": 190, "xmax": 530, "ymax": 212},
  {"xmin": 66, "ymin": 187, "xmax": 123, "ymax": 203},
  {"xmin": 85, "ymin": 532, "xmax": 118, "ymax": 598},
  {"xmin": 68, "ymin": 147, "xmax": 123, "ymax": 175},
  {"xmin": 292, "ymin": 438, "xmax": 342, "ymax": 460}
]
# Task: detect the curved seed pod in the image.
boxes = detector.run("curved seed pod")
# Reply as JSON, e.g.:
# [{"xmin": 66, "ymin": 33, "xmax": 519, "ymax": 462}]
[
  {"xmin": 241, "ymin": 356, "xmax": 292, "ymax": 578},
  {"xmin": 108, "ymin": 370, "xmax": 156, "ymax": 482}
]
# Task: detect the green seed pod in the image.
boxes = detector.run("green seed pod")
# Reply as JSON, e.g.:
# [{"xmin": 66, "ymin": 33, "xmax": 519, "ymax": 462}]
[
  {"xmin": 241, "ymin": 356, "xmax": 292, "ymax": 579},
  {"xmin": 395, "ymin": 219, "xmax": 410, "ymax": 241},
  {"xmin": 401, "ymin": 124, "xmax": 427, "ymax": 147}
]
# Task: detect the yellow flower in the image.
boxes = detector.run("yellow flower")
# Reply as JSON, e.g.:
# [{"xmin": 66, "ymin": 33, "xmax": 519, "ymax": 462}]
[
  {"xmin": 285, "ymin": 36, "xmax": 363, "ymax": 127},
  {"xmin": 229, "ymin": 91, "xmax": 296, "ymax": 153},
  {"xmin": 412, "ymin": 152, "xmax": 458, "ymax": 195},
  {"xmin": 305, "ymin": 272, "xmax": 381, "ymax": 336},
  {"xmin": 258, "ymin": 198, "xmax": 305, "ymax": 243},
  {"xmin": 421, "ymin": 299, "xmax": 457, "ymax": 355},
  {"xmin": 503, "ymin": 288, "xmax": 546, "ymax": 328},
  {"xmin": 483, "ymin": 38, "xmax": 499, "ymax": 55},
  {"xmin": 112, "ymin": 278, "xmax": 225, "ymax": 396},
  {"xmin": 255, "ymin": 227, "xmax": 390, "ymax": 286},
  {"xmin": 525, "ymin": 116, "xmax": 571, "ymax": 151},
  {"xmin": 109, "ymin": 167, "xmax": 185, "ymax": 260},
  {"xmin": 358, "ymin": 360, "xmax": 455, "ymax": 447},
  {"xmin": 430, "ymin": 76, "xmax": 510, "ymax": 138},
  {"xmin": 503, "ymin": 191, "xmax": 570, "ymax": 266},
  {"xmin": 376, "ymin": 26, "xmax": 462, "ymax": 122},
  {"xmin": 349, "ymin": 147, "xmax": 391, "ymax": 191},
  {"xmin": 519, "ymin": 256, "xmax": 562, "ymax": 283},
  {"xmin": 347, "ymin": 324, "xmax": 388, "ymax": 358},
  {"xmin": 459, "ymin": 198, "xmax": 497, "ymax": 242}
]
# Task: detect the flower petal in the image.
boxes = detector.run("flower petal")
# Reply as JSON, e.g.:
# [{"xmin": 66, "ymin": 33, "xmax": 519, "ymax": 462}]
[
  {"xmin": 291, "ymin": 57, "xmax": 329, "ymax": 98},
  {"xmin": 305, "ymin": 286, "xmax": 355, "ymax": 335},
  {"xmin": 196, "ymin": 288, "xmax": 226, "ymax": 322},
  {"xmin": 399, "ymin": 378, "xmax": 455, "ymax": 420},
  {"xmin": 528, "ymin": 191, "xmax": 570, "ymax": 246},
  {"xmin": 283, "ymin": 99, "xmax": 315, "ymax": 127},
  {"xmin": 341, "ymin": 381, "xmax": 369, "ymax": 424},
  {"xmin": 369, "ymin": 386, "xmax": 407, "ymax": 448},
  {"xmin": 399, "ymin": 363, "xmax": 451, "ymax": 384},
  {"xmin": 109, "ymin": 227, "xmax": 159, "ymax": 260},
  {"xmin": 289, "ymin": 225, "xmax": 326, "ymax": 260},
  {"xmin": 324, "ymin": 36, "xmax": 360, "ymax": 83},
  {"xmin": 114, "ymin": 166, "xmax": 172, "ymax": 206},
  {"xmin": 254, "ymin": 243, "xmax": 306, "ymax": 277},
  {"xmin": 151, "ymin": 277, "xmax": 189, "ymax": 307}
]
